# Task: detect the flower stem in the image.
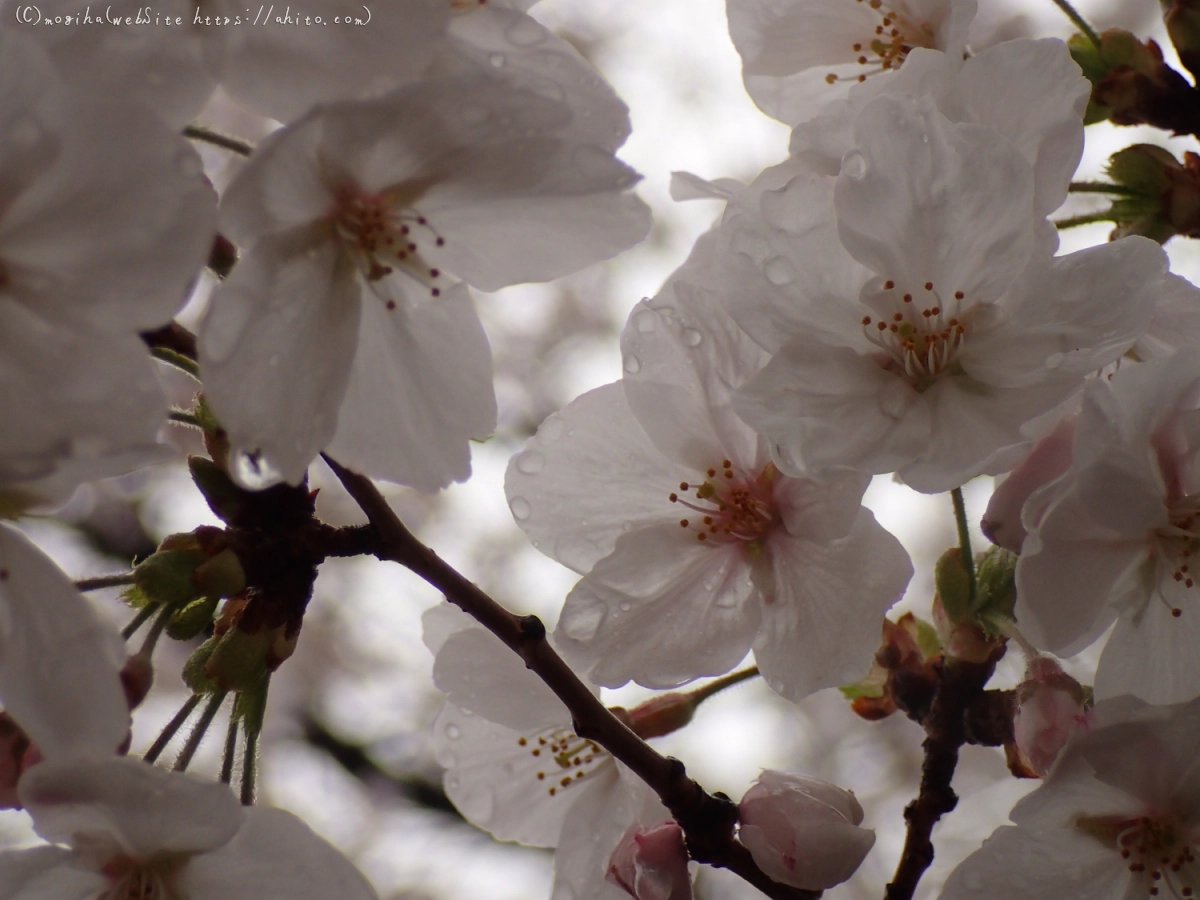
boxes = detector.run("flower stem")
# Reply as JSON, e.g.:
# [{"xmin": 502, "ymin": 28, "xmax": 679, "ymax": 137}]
[
  {"xmin": 950, "ymin": 487, "xmax": 977, "ymax": 610},
  {"xmin": 150, "ymin": 346, "xmax": 200, "ymax": 379},
  {"xmin": 182, "ymin": 125, "xmax": 253, "ymax": 157},
  {"xmin": 139, "ymin": 603, "xmax": 175, "ymax": 657},
  {"xmin": 220, "ymin": 714, "xmax": 240, "ymax": 784},
  {"xmin": 121, "ymin": 603, "xmax": 159, "ymax": 640},
  {"xmin": 241, "ymin": 726, "xmax": 259, "ymax": 806},
  {"xmin": 1047, "ymin": 0, "xmax": 1101, "ymax": 49},
  {"xmin": 169, "ymin": 409, "xmax": 202, "ymax": 428},
  {"xmin": 687, "ymin": 666, "xmax": 760, "ymax": 705},
  {"xmin": 1054, "ymin": 211, "xmax": 1117, "ymax": 229},
  {"xmin": 1068, "ymin": 181, "xmax": 1139, "ymax": 196},
  {"xmin": 76, "ymin": 572, "xmax": 135, "ymax": 592},
  {"xmin": 174, "ymin": 691, "xmax": 228, "ymax": 772},
  {"xmin": 144, "ymin": 694, "xmax": 202, "ymax": 763}
]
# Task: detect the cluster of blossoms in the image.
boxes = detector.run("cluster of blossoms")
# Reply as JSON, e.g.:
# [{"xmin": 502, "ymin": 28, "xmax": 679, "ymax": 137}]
[{"xmin": 6, "ymin": 0, "xmax": 1200, "ymax": 898}]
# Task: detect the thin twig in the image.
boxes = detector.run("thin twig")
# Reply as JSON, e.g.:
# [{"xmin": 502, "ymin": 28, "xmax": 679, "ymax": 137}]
[
  {"xmin": 77, "ymin": 572, "xmax": 136, "ymax": 592},
  {"xmin": 688, "ymin": 666, "xmax": 759, "ymax": 704},
  {"xmin": 183, "ymin": 124, "xmax": 254, "ymax": 157},
  {"xmin": 1054, "ymin": 212, "xmax": 1116, "ymax": 229},
  {"xmin": 323, "ymin": 455, "xmax": 818, "ymax": 900},
  {"xmin": 950, "ymin": 488, "xmax": 976, "ymax": 610},
  {"xmin": 1047, "ymin": 0, "xmax": 1100, "ymax": 49},
  {"xmin": 1068, "ymin": 181, "xmax": 1139, "ymax": 196},
  {"xmin": 144, "ymin": 694, "xmax": 202, "ymax": 763}
]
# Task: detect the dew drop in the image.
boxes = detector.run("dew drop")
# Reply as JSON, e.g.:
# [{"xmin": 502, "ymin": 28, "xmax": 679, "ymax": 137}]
[
  {"xmin": 539, "ymin": 417, "xmax": 565, "ymax": 444},
  {"xmin": 633, "ymin": 309, "xmax": 657, "ymax": 333},
  {"xmin": 764, "ymin": 256, "xmax": 796, "ymax": 286},
  {"xmin": 618, "ymin": 601, "xmax": 632, "ymax": 612},
  {"xmin": 445, "ymin": 723, "xmax": 462, "ymax": 740},
  {"xmin": 516, "ymin": 450, "xmax": 546, "ymax": 475},
  {"xmin": 842, "ymin": 150, "xmax": 868, "ymax": 179},
  {"xmin": 510, "ymin": 496, "xmax": 532, "ymax": 521},
  {"xmin": 682, "ymin": 327, "xmax": 703, "ymax": 347},
  {"xmin": 623, "ymin": 354, "xmax": 642, "ymax": 374},
  {"xmin": 488, "ymin": 52, "xmax": 506, "ymax": 67},
  {"xmin": 561, "ymin": 605, "xmax": 605, "ymax": 641}
]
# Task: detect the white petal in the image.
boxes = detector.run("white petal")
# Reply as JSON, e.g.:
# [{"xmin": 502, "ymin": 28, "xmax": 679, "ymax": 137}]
[
  {"xmin": 753, "ymin": 511, "xmax": 911, "ymax": 701},
  {"xmin": 0, "ymin": 526, "xmax": 128, "ymax": 759},
  {"xmin": 326, "ymin": 281, "xmax": 495, "ymax": 492},
  {"xmin": 20, "ymin": 757, "xmax": 242, "ymax": 859},
  {"xmin": 1094, "ymin": 590, "xmax": 1200, "ymax": 705},
  {"xmin": 198, "ymin": 230, "xmax": 361, "ymax": 487},
  {"xmin": 505, "ymin": 383, "xmax": 692, "ymax": 573},
  {"xmin": 554, "ymin": 526, "xmax": 761, "ymax": 690},
  {"xmin": 420, "ymin": 601, "xmax": 478, "ymax": 656},
  {"xmin": 774, "ymin": 469, "xmax": 871, "ymax": 543},
  {"xmin": 181, "ymin": 806, "xmax": 377, "ymax": 900},
  {"xmin": 0, "ymin": 850, "xmax": 106, "ymax": 900},
  {"xmin": 835, "ymin": 94, "xmax": 1033, "ymax": 302}
]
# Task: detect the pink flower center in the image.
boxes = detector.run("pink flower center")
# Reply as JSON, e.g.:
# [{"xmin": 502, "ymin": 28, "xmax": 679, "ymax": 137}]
[
  {"xmin": 515, "ymin": 728, "xmax": 610, "ymax": 799},
  {"xmin": 330, "ymin": 185, "xmax": 446, "ymax": 303},
  {"xmin": 861, "ymin": 279, "xmax": 971, "ymax": 391},
  {"xmin": 668, "ymin": 461, "xmax": 778, "ymax": 546},
  {"xmin": 824, "ymin": 0, "xmax": 937, "ymax": 86}
]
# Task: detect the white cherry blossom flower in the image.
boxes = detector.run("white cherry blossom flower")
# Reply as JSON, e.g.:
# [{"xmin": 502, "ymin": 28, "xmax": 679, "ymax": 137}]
[
  {"xmin": 0, "ymin": 755, "xmax": 378, "ymax": 900},
  {"xmin": 199, "ymin": 75, "xmax": 649, "ymax": 491},
  {"xmin": 607, "ymin": 821, "xmax": 693, "ymax": 900},
  {"xmin": 788, "ymin": 38, "xmax": 1091, "ymax": 218},
  {"xmin": 941, "ymin": 694, "xmax": 1200, "ymax": 900},
  {"xmin": 738, "ymin": 770, "xmax": 875, "ymax": 891},
  {"xmin": 423, "ymin": 604, "xmax": 672, "ymax": 900},
  {"xmin": 507, "ymin": 235, "xmax": 912, "ymax": 701},
  {"xmin": 721, "ymin": 95, "xmax": 1165, "ymax": 493},
  {"xmin": 726, "ymin": 0, "xmax": 975, "ymax": 125},
  {"xmin": 1016, "ymin": 349, "xmax": 1200, "ymax": 705},
  {"xmin": 0, "ymin": 524, "xmax": 128, "ymax": 761}
]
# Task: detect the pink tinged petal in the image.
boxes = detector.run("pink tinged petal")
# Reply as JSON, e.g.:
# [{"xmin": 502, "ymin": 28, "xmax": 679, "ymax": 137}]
[
  {"xmin": 939, "ymin": 824, "xmax": 1130, "ymax": 900},
  {"xmin": 179, "ymin": 806, "xmax": 377, "ymax": 900},
  {"xmin": 20, "ymin": 757, "xmax": 243, "ymax": 858},
  {"xmin": 556, "ymin": 527, "xmax": 760, "ymax": 689},
  {"xmin": 620, "ymin": 236, "xmax": 769, "ymax": 472},
  {"xmin": 0, "ymin": 525, "xmax": 128, "ymax": 759},
  {"xmin": 734, "ymin": 335, "xmax": 932, "ymax": 479},
  {"xmin": 326, "ymin": 280, "xmax": 495, "ymax": 492},
  {"xmin": 983, "ymin": 414, "xmax": 1077, "ymax": 552},
  {"xmin": 433, "ymin": 702, "xmax": 597, "ymax": 847},
  {"xmin": 505, "ymin": 383, "xmax": 693, "ymax": 574},
  {"xmin": 552, "ymin": 767, "xmax": 667, "ymax": 900},
  {"xmin": 213, "ymin": 0, "xmax": 449, "ymax": 123},
  {"xmin": 198, "ymin": 230, "xmax": 361, "ymax": 488},
  {"xmin": 1013, "ymin": 662, "xmax": 1088, "ymax": 778},
  {"xmin": 1, "ymin": 102, "xmax": 216, "ymax": 332},
  {"xmin": 433, "ymin": 627, "xmax": 568, "ymax": 731},
  {"xmin": 835, "ymin": 94, "xmax": 1034, "ymax": 303},
  {"xmin": 1015, "ymin": 486, "xmax": 1146, "ymax": 655},
  {"xmin": 717, "ymin": 165, "xmax": 871, "ymax": 354},
  {"xmin": 737, "ymin": 770, "xmax": 875, "ymax": 891},
  {"xmin": 774, "ymin": 470, "xmax": 871, "ymax": 543},
  {"xmin": 963, "ymin": 238, "xmax": 1166, "ymax": 390},
  {"xmin": 441, "ymin": 8, "xmax": 634, "ymax": 150},
  {"xmin": 1094, "ymin": 588, "xmax": 1200, "ymax": 705},
  {"xmin": 753, "ymin": 511, "xmax": 911, "ymax": 701},
  {"xmin": 606, "ymin": 821, "xmax": 692, "ymax": 900},
  {"xmin": 942, "ymin": 39, "xmax": 1089, "ymax": 216}
]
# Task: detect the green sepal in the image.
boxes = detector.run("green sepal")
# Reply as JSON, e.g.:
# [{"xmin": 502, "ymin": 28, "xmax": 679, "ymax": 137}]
[
  {"xmin": 934, "ymin": 547, "xmax": 973, "ymax": 626},
  {"xmin": 133, "ymin": 546, "xmax": 206, "ymax": 610},
  {"xmin": 182, "ymin": 637, "xmax": 220, "ymax": 693},
  {"xmin": 167, "ymin": 594, "xmax": 221, "ymax": 641},
  {"xmin": 204, "ymin": 628, "xmax": 272, "ymax": 693},
  {"xmin": 233, "ymin": 674, "xmax": 270, "ymax": 736},
  {"xmin": 972, "ymin": 546, "xmax": 1018, "ymax": 634},
  {"xmin": 188, "ymin": 456, "xmax": 246, "ymax": 526}
]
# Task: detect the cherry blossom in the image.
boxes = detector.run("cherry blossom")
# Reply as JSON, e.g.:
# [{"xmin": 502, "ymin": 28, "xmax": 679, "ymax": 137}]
[
  {"xmin": 1015, "ymin": 349, "xmax": 1200, "ymax": 705},
  {"xmin": 0, "ymin": 755, "xmax": 378, "ymax": 900},
  {"xmin": 1011, "ymin": 657, "xmax": 1090, "ymax": 778},
  {"xmin": 607, "ymin": 821, "xmax": 693, "ymax": 900},
  {"xmin": 721, "ymin": 95, "xmax": 1165, "ymax": 493},
  {"xmin": 941, "ymin": 694, "xmax": 1200, "ymax": 900},
  {"xmin": 507, "ymin": 235, "xmax": 912, "ymax": 701},
  {"xmin": 199, "ymin": 74, "xmax": 649, "ymax": 491},
  {"xmin": 0, "ymin": 525, "xmax": 129, "ymax": 762},
  {"xmin": 423, "ymin": 604, "xmax": 674, "ymax": 900},
  {"xmin": 725, "ymin": 0, "xmax": 975, "ymax": 125},
  {"xmin": 738, "ymin": 770, "xmax": 875, "ymax": 890}
]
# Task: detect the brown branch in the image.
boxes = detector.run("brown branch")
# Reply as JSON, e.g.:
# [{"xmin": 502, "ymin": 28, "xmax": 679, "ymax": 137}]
[
  {"xmin": 323, "ymin": 454, "xmax": 820, "ymax": 900},
  {"xmin": 884, "ymin": 652, "xmax": 1002, "ymax": 900}
]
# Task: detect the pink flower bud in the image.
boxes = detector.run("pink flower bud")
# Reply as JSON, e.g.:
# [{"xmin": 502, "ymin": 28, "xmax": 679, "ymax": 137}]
[
  {"xmin": 982, "ymin": 414, "xmax": 1077, "ymax": 552},
  {"xmin": 737, "ymin": 771, "xmax": 875, "ymax": 890},
  {"xmin": 606, "ymin": 821, "xmax": 692, "ymax": 900},
  {"xmin": 1013, "ymin": 657, "xmax": 1091, "ymax": 777}
]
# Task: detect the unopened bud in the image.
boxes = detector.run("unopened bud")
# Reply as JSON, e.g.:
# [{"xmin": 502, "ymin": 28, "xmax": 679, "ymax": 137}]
[
  {"xmin": 627, "ymin": 693, "xmax": 696, "ymax": 740},
  {"xmin": 606, "ymin": 821, "xmax": 693, "ymax": 900},
  {"xmin": 1164, "ymin": 0, "xmax": 1200, "ymax": 79},
  {"xmin": 933, "ymin": 547, "xmax": 972, "ymax": 627},
  {"xmin": 120, "ymin": 653, "xmax": 155, "ymax": 710},
  {"xmin": 1013, "ymin": 658, "xmax": 1091, "ymax": 777},
  {"xmin": 738, "ymin": 771, "xmax": 875, "ymax": 890},
  {"xmin": 1108, "ymin": 145, "xmax": 1200, "ymax": 242}
]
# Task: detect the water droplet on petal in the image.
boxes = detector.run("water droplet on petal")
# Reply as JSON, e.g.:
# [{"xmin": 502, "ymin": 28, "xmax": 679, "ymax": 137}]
[
  {"xmin": 516, "ymin": 450, "xmax": 545, "ymax": 475},
  {"xmin": 539, "ymin": 417, "xmax": 565, "ymax": 443},
  {"xmin": 623, "ymin": 354, "xmax": 641, "ymax": 374},
  {"xmin": 488, "ymin": 52, "xmax": 506, "ymax": 67},
  {"xmin": 633, "ymin": 310, "xmax": 657, "ymax": 334},
  {"xmin": 763, "ymin": 256, "xmax": 796, "ymax": 286},
  {"xmin": 510, "ymin": 496, "xmax": 532, "ymax": 520},
  {"xmin": 445, "ymin": 723, "xmax": 462, "ymax": 739},
  {"xmin": 561, "ymin": 605, "xmax": 605, "ymax": 641},
  {"xmin": 842, "ymin": 150, "xmax": 868, "ymax": 179},
  {"xmin": 618, "ymin": 601, "xmax": 632, "ymax": 612},
  {"xmin": 682, "ymin": 327, "xmax": 703, "ymax": 347}
]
